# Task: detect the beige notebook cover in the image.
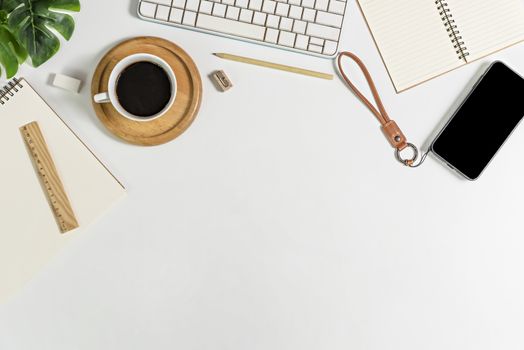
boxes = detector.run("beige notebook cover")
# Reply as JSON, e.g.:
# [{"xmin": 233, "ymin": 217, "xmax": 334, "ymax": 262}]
[
  {"xmin": 0, "ymin": 79, "xmax": 125, "ymax": 303},
  {"xmin": 358, "ymin": 0, "xmax": 524, "ymax": 92}
]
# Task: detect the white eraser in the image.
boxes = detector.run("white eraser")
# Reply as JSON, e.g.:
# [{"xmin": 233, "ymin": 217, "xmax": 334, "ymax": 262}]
[{"xmin": 52, "ymin": 74, "xmax": 82, "ymax": 93}]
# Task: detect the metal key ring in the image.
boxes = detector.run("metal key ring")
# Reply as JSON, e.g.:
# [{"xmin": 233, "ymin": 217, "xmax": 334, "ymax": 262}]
[{"xmin": 395, "ymin": 143, "xmax": 419, "ymax": 167}]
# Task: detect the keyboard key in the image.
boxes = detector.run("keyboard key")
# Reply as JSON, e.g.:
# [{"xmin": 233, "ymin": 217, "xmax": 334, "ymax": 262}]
[
  {"xmin": 169, "ymin": 7, "xmax": 184, "ymax": 22},
  {"xmin": 156, "ymin": 5, "xmax": 170, "ymax": 20},
  {"xmin": 236, "ymin": 0, "xmax": 248, "ymax": 8},
  {"xmin": 323, "ymin": 40, "xmax": 337, "ymax": 55},
  {"xmin": 265, "ymin": 28, "xmax": 279, "ymax": 43},
  {"xmin": 139, "ymin": 2, "xmax": 156, "ymax": 18},
  {"xmin": 316, "ymin": 11, "xmax": 342, "ymax": 27},
  {"xmin": 279, "ymin": 17, "xmax": 293, "ymax": 31},
  {"xmin": 328, "ymin": 0, "xmax": 345, "ymax": 15},
  {"xmin": 301, "ymin": 0, "xmax": 314, "ymax": 8},
  {"xmin": 226, "ymin": 6, "xmax": 241, "ymax": 19},
  {"xmin": 275, "ymin": 3, "xmax": 289, "ymax": 16},
  {"xmin": 253, "ymin": 12, "xmax": 267, "ymax": 26},
  {"xmin": 213, "ymin": 3, "xmax": 227, "ymax": 16},
  {"xmin": 278, "ymin": 31, "xmax": 296, "ymax": 47},
  {"xmin": 223, "ymin": 0, "xmax": 236, "ymax": 4},
  {"xmin": 173, "ymin": 0, "xmax": 186, "ymax": 8},
  {"xmin": 200, "ymin": 1, "xmax": 214, "ymax": 14},
  {"xmin": 266, "ymin": 14, "xmax": 280, "ymax": 28},
  {"xmin": 239, "ymin": 8, "xmax": 254, "ymax": 22},
  {"xmin": 197, "ymin": 13, "xmax": 266, "ymax": 39},
  {"xmin": 306, "ymin": 22, "xmax": 339, "ymax": 40},
  {"xmin": 152, "ymin": 0, "xmax": 171, "ymax": 4},
  {"xmin": 288, "ymin": 0, "xmax": 301, "ymax": 5},
  {"xmin": 183, "ymin": 11, "xmax": 197, "ymax": 25},
  {"xmin": 302, "ymin": 8, "xmax": 315, "ymax": 21},
  {"xmin": 248, "ymin": 0, "xmax": 263, "ymax": 11},
  {"xmin": 289, "ymin": 5, "xmax": 302, "ymax": 19},
  {"xmin": 253, "ymin": 11, "xmax": 267, "ymax": 25},
  {"xmin": 314, "ymin": 0, "xmax": 328, "ymax": 11},
  {"xmin": 262, "ymin": 0, "xmax": 276, "ymax": 14},
  {"xmin": 186, "ymin": 0, "xmax": 201, "ymax": 11},
  {"xmin": 295, "ymin": 34, "xmax": 309, "ymax": 49},
  {"xmin": 292, "ymin": 19, "xmax": 306, "ymax": 34}
]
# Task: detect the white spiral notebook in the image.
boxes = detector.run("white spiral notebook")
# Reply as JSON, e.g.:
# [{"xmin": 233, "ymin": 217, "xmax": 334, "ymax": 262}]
[
  {"xmin": 0, "ymin": 78, "xmax": 125, "ymax": 304},
  {"xmin": 358, "ymin": 0, "xmax": 524, "ymax": 92}
]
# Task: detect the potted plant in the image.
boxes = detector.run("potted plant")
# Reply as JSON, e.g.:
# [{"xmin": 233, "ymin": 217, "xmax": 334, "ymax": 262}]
[{"xmin": 0, "ymin": 0, "xmax": 80, "ymax": 78}]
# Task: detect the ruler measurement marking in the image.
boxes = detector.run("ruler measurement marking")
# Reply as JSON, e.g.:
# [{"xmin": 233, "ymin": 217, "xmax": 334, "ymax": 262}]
[{"xmin": 20, "ymin": 122, "xmax": 79, "ymax": 233}]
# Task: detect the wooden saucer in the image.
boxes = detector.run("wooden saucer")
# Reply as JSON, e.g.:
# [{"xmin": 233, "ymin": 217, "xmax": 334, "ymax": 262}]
[{"xmin": 91, "ymin": 37, "xmax": 202, "ymax": 146}]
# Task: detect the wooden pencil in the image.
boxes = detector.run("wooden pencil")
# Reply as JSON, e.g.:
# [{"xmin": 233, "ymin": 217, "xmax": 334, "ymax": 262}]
[{"xmin": 213, "ymin": 53, "xmax": 333, "ymax": 80}]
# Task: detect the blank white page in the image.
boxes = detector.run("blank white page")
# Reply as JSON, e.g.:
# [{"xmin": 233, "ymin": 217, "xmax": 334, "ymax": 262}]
[
  {"xmin": 447, "ymin": 0, "xmax": 524, "ymax": 62},
  {"xmin": 358, "ymin": 0, "xmax": 463, "ymax": 92},
  {"xmin": 0, "ymin": 80, "xmax": 125, "ymax": 304}
]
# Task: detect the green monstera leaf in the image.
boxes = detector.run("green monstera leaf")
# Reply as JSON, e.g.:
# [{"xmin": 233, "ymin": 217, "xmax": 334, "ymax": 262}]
[
  {"xmin": 1, "ymin": 1, "xmax": 22, "ymax": 13},
  {"xmin": 8, "ymin": 0, "xmax": 80, "ymax": 67},
  {"xmin": 0, "ymin": 24, "xmax": 27, "ymax": 78}
]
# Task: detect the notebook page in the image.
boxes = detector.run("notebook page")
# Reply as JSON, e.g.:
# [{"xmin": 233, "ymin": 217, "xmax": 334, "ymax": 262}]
[
  {"xmin": 0, "ymin": 80, "xmax": 125, "ymax": 303},
  {"xmin": 448, "ymin": 0, "xmax": 524, "ymax": 62},
  {"xmin": 358, "ymin": 0, "xmax": 463, "ymax": 92}
]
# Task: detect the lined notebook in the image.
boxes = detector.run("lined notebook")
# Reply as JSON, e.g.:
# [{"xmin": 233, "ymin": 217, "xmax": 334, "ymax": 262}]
[
  {"xmin": 0, "ymin": 79, "xmax": 125, "ymax": 303},
  {"xmin": 358, "ymin": 0, "xmax": 524, "ymax": 92}
]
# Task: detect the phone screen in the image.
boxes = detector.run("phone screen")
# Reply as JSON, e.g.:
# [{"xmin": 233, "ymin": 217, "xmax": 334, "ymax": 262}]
[{"xmin": 432, "ymin": 62, "xmax": 524, "ymax": 180}]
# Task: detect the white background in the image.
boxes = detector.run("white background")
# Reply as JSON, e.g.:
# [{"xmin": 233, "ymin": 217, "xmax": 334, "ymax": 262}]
[{"xmin": 2, "ymin": 0, "xmax": 524, "ymax": 349}]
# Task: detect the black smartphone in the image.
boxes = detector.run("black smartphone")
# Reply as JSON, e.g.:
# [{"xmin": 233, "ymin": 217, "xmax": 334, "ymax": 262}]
[{"xmin": 431, "ymin": 62, "xmax": 524, "ymax": 180}]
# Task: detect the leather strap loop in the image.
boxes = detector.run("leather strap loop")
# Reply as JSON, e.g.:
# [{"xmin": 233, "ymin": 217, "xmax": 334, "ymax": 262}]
[{"xmin": 337, "ymin": 51, "xmax": 409, "ymax": 151}]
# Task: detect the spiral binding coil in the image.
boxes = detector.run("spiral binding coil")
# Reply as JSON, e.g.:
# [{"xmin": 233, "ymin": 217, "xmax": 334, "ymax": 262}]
[
  {"xmin": 0, "ymin": 78, "xmax": 23, "ymax": 105},
  {"xmin": 435, "ymin": 0, "xmax": 469, "ymax": 61}
]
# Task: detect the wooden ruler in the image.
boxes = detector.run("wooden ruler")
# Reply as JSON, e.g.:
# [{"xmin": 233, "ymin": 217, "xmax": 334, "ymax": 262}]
[{"xmin": 20, "ymin": 121, "xmax": 79, "ymax": 233}]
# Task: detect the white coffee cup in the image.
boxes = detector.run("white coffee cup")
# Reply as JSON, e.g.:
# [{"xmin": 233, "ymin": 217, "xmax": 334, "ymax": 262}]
[{"xmin": 93, "ymin": 53, "xmax": 177, "ymax": 122}]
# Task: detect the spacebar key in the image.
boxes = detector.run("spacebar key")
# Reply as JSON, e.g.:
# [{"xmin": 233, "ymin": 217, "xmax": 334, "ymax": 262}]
[{"xmin": 196, "ymin": 14, "xmax": 266, "ymax": 40}]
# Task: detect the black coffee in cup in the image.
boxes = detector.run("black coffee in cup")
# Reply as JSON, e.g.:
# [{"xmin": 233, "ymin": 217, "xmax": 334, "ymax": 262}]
[{"xmin": 116, "ymin": 62, "xmax": 172, "ymax": 118}]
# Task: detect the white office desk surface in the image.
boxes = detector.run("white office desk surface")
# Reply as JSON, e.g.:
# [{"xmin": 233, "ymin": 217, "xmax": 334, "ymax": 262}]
[{"xmin": 2, "ymin": 1, "xmax": 524, "ymax": 349}]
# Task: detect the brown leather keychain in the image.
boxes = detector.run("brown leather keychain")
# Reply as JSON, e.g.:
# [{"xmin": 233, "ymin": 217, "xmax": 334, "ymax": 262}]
[{"xmin": 337, "ymin": 51, "xmax": 428, "ymax": 167}]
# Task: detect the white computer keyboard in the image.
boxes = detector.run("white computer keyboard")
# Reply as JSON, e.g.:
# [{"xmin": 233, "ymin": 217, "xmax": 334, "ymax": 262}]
[{"xmin": 138, "ymin": 0, "xmax": 347, "ymax": 57}]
